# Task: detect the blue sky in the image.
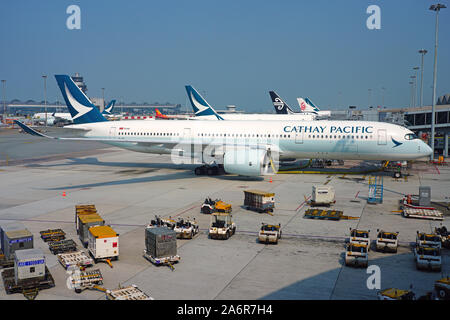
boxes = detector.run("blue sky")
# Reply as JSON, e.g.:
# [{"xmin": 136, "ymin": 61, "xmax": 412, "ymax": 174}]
[{"xmin": 0, "ymin": 0, "xmax": 449, "ymax": 112}]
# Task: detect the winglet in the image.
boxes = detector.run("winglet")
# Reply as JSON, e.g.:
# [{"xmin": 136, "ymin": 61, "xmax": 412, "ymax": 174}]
[{"xmin": 14, "ymin": 120, "xmax": 55, "ymax": 139}]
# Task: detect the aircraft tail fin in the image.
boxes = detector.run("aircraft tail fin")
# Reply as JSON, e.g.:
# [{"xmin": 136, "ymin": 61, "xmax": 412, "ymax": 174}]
[
  {"xmin": 55, "ymin": 74, "xmax": 108, "ymax": 124},
  {"xmin": 102, "ymin": 99, "xmax": 116, "ymax": 115},
  {"xmin": 304, "ymin": 97, "xmax": 320, "ymax": 112},
  {"xmin": 185, "ymin": 85, "xmax": 224, "ymax": 120},
  {"xmin": 297, "ymin": 98, "xmax": 318, "ymax": 114},
  {"xmin": 269, "ymin": 91, "xmax": 296, "ymax": 114}
]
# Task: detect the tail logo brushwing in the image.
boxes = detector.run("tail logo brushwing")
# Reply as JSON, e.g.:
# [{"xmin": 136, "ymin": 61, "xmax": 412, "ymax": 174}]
[
  {"xmin": 190, "ymin": 91, "xmax": 209, "ymax": 114},
  {"xmin": 64, "ymin": 83, "xmax": 93, "ymax": 120}
]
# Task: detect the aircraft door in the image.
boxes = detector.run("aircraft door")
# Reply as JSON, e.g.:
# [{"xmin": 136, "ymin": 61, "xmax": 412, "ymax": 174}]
[
  {"xmin": 109, "ymin": 127, "xmax": 116, "ymax": 138},
  {"xmin": 377, "ymin": 129, "xmax": 387, "ymax": 145},
  {"xmin": 295, "ymin": 132, "xmax": 303, "ymax": 144}
]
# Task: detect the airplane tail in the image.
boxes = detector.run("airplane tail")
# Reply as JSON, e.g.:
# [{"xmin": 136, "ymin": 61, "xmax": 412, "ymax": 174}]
[
  {"xmin": 304, "ymin": 97, "xmax": 320, "ymax": 112},
  {"xmin": 55, "ymin": 75, "xmax": 108, "ymax": 124},
  {"xmin": 185, "ymin": 85, "xmax": 224, "ymax": 120},
  {"xmin": 154, "ymin": 108, "xmax": 167, "ymax": 119},
  {"xmin": 102, "ymin": 99, "xmax": 116, "ymax": 115},
  {"xmin": 297, "ymin": 98, "xmax": 318, "ymax": 113},
  {"xmin": 269, "ymin": 91, "xmax": 296, "ymax": 114}
]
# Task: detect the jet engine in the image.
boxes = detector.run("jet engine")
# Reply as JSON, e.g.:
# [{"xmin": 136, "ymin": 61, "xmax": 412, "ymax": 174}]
[{"xmin": 223, "ymin": 148, "xmax": 274, "ymax": 176}]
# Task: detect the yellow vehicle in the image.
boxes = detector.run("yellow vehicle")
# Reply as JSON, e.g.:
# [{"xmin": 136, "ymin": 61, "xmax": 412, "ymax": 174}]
[
  {"xmin": 375, "ymin": 230, "xmax": 398, "ymax": 253},
  {"xmin": 435, "ymin": 277, "xmax": 450, "ymax": 300},
  {"xmin": 349, "ymin": 228, "xmax": 370, "ymax": 249},
  {"xmin": 414, "ymin": 246, "xmax": 441, "ymax": 271},
  {"xmin": 416, "ymin": 231, "xmax": 441, "ymax": 249},
  {"xmin": 258, "ymin": 223, "xmax": 281, "ymax": 244},
  {"xmin": 345, "ymin": 243, "xmax": 368, "ymax": 268},
  {"xmin": 209, "ymin": 213, "xmax": 236, "ymax": 240},
  {"xmin": 201, "ymin": 198, "xmax": 232, "ymax": 214},
  {"xmin": 377, "ymin": 288, "xmax": 415, "ymax": 300}
]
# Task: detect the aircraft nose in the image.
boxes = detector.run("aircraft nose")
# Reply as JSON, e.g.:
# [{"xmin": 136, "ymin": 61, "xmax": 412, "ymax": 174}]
[{"xmin": 420, "ymin": 141, "xmax": 433, "ymax": 156}]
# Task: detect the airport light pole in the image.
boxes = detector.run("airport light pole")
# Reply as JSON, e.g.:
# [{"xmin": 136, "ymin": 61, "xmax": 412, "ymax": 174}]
[
  {"xmin": 101, "ymin": 88, "xmax": 105, "ymax": 111},
  {"xmin": 429, "ymin": 3, "xmax": 446, "ymax": 161},
  {"xmin": 410, "ymin": 76, "xmax": 416, "ymax": 107},
  {"xmin": 1, "ymin": 80, "xmax": 5, "ymax": 122},
  {"xmin": 418, "ymin": 49, "xmax": 428, "ymax": 107},
  {"xmin": 409, "ymin": 82, "xmax": 414, "ymax": 108},
  {"xmin": 42, "ymin": 75, "xmax": 47, "ymax": 127},
  {"xmin": 381, "ymin": 87, "xmax": 385, "ymax": 107},
  {"xmin": 413, "ymin": 67, "xmax": 419, "ymax": 107},
  {"xmin": 368, "ymin": 89, "xmax": 372, "ymax": 108}
]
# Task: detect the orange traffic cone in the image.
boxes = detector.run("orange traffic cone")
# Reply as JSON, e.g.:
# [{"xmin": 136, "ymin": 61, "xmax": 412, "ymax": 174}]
[
  {"xmin": 269, "ymin": 177, "xmax": 272, "ymax": 183},
  {"xmin": 62, "ymin": 191, "xmax": 66, "ymax": 197}
]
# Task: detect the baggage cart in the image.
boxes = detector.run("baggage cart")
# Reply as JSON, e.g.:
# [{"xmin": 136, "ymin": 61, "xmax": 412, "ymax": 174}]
[{"xmin": 243, "ymin": 190, "xmax": 275, "ymax": 213}]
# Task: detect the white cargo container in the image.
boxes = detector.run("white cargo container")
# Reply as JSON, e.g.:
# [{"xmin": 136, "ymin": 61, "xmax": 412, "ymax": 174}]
[
  {"xmin": 14, "ymin": 249, "xmax": 46, "ymax": 284},
  {"xmin": 311, "ymin": 185, "xmax": 335, "ymax": 206},
  {"xmin": 88, "ymin": 225, "xmax": 119, "ymax": 262}
]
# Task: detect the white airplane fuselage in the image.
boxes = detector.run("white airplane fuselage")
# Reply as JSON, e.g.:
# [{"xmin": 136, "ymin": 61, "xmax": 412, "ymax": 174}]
[{"xmin": 66, "ymin": 119, "xmax": 431, "ymax": 161}]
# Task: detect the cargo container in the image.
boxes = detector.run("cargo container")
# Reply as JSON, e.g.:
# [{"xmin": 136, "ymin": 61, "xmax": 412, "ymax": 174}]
[
  {"xmin": 48, "ymin": 239, "xmax": 77, "ymax": 255},
  {"xmin": 311, "ymin": 185, "xmax": 335, "ymax": 206},
  {"xmin": 88, "ymin": 225, "xmax": 119, "ymax": 262},
  {"xmin": 243, "ymin": 190, "xmax": 275, "ymax": 213},
  {"xmin": 144, "ymin": 227, "xmax": 178, "ymax": 263},
  {"xmin": 1, "ymin": 222, "xmax": 26, "ymax": 253},
  {"xmin": 75, "ymin": 204, "xmax": 98, "ymax": 233},
  {"xmin": 78, "ymin": 214, "xmax": 105, "ymax": 247},
  {"xmin": 3, "ymin": 228, "xmax": 33, "ymax": 260},
  {"xmin": 14, "ymin": 249, "xmax": 45, "ymax": 285}
]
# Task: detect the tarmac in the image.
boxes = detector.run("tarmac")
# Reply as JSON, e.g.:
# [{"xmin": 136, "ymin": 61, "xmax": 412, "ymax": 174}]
[{"xmin": 0, "ymin": 128, "xmax": 449, "ymax": 300}]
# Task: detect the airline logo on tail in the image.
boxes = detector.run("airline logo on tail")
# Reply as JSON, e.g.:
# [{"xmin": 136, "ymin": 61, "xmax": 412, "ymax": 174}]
[
  {"xmin": 304, "ymin": 97, "xmax": 320, "ymax": 112},
  {"xmin": 185, "ymin": 85, "xmax": 224, "ymax": 120},
  {"xmin": 55, "ymin": 75, "xmax": 108, "ymax": 124},
  {"xmin": 297, "ymin": 98, "xmax": 318, "ymax": 114},
  {"xmin": 102, "ymin": 100, "xmax": 116, "ymax": 115},
  {"xmin": 155, "ymin": 108, "xmax": 168, "ymax": 119},
  {"xmin": 269, "ymin": 91, "xmax": 295, "ymax": 115}
]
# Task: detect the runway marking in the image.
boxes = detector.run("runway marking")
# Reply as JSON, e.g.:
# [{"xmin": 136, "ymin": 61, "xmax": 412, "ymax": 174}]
[
  {"xmin": 296, "ymin": 196, "xmax": 311, "ymax": 211},
  {"xmin": 170, "ymin": 205, "xmax": 200, "ymax": 219},
  {"xmin": 434, "ymin": 165, "xmax": 440, "ymax": 175}
]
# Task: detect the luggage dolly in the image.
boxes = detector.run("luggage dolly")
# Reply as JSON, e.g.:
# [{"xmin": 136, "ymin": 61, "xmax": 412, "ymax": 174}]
[{"xmin": 143, "ymin": 250, "xmax": 180, "ymax": 271}]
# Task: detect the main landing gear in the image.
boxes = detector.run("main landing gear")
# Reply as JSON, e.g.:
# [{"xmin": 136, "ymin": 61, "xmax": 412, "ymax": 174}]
[{"xmin": 194, "ymin": 165, "xmax": 224, "ymax": 176}]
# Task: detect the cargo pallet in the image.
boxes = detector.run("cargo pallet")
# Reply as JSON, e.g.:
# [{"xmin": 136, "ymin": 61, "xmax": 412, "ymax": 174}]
[
  {"xmin": 402, "ymin": 207, "xmax": 443, "ymax": 221},
  {"xmin": 1, "ymin": 266, "xmax": 55, "ymax": 299},
  {"xmin": 143, "ymin": 250, "xmax": 180, "ymax": 271},
  {"xmin": 0, "ymin": 250, "xmax": 14, "ymax": 268},
  {"xmin": 57, "ymin": 251, "xmax": 94, "ymax": 269},
  {"xmin": 48, "ymin": 239, "xmax": 77, "ymax": 255},
  {"xmin": 303, "ymin": 209, "xmax": 357, "ymax": 221},
  {"xmin": 40, "ymin": 229, "xmax": 66, "ymax": 242},
  {"xmin": 106, "ymin": 285, "xmax": 153, "ymax": 300},
  {"xmin": 72, "ymin": 269, "xmax": 104, "ymax": 293}
]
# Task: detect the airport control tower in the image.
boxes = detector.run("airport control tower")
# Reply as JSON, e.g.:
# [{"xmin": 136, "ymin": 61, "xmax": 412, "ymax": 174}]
[{"xmin": 71, "ymin": 73, "xmax": 87, "ymax": 94}]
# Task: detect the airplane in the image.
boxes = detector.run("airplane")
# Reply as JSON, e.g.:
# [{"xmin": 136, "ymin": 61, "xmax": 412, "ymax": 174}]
[
  {"xmin": 32, "ymin": 99, "xmax": 117, "ymax": 125},
  {"xmin": 297, "ymin": 97, "xmax": 331, "ymax": 118},
  {"xmin": 155, "ymin": 108, "xmax": 192, "ymax": 120},
  {"xmin": 270, "ymin": 91, "xmax": 331, "ymax": 118},
  {"xmin": 186, "ymin": 86, "xmax": 316, "ymax": 121},
  {"xmin": 15, "ymin": 74, "xmax": 432, "ymax": 177}
]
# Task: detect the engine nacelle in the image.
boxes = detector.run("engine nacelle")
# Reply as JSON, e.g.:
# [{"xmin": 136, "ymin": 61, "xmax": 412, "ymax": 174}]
[{"xmin": 223, "ymin": 148, "xmax": 273, "ymax": 176}]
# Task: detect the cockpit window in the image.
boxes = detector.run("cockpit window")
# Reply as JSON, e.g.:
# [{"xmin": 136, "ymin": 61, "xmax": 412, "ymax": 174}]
[{"xmin": 404, "ymin": 133, "xmax": 418, "ymax": 140}]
